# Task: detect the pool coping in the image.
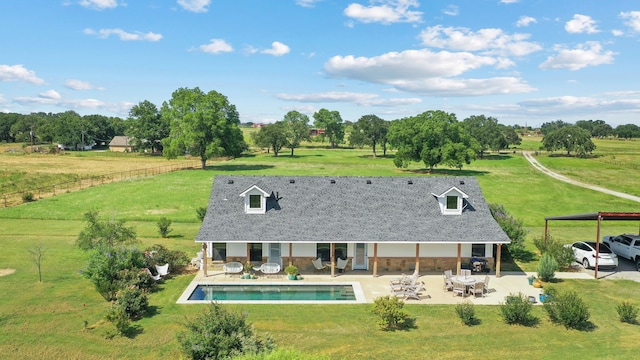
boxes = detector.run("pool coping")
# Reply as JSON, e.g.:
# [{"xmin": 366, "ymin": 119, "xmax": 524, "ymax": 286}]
[{"xmin": 177, "ymin": 280, "xmax": 367, "ymax": 304}]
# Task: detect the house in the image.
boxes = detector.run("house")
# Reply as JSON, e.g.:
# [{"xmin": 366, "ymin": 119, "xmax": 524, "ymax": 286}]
[
  {"xmin": 195, "ymin": 176, "xmax": 511, "ymax": 276},
  {"xmin": 108, "ymin": 136, "xmax": 133, "ymax": 152}
]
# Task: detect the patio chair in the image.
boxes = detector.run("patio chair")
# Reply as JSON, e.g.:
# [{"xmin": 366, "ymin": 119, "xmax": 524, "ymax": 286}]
[
  {"xmin": 390, "ymin": 269, "xmax": 419, "ymax": 286},
  {"xmin": 452, "ymin": 281, "xmax": 465, "ymax": 297},
  {"xmin": 444, "ymin": 269, "xmax": 453, "ymax": 279},
  {"xmin": 394, "ymin": 282, "xmax": 425, "ymax": 301},
  {"xmin": 461, "ymin": 269, "xmax": 471, "ymax": 278},
  {"xmin": 155, "ymin": 263, "xmax": 169, "ymax": 277},
  {"xmin": 483, "ymin": 275, "xmax": 490, "ymax": 294},
  {"xmin": 470, "ymin": 281, "xmax": 485, "ymax": 298},
  {"xmin": 311, "ymin": 258, "xmax": 328, "ymax": 272},
  {"xmin": 223, "ymin": 261, "xmax": 243, "ymax": 277},
  {"xmin": 390, "ymin": 277, "xmax": 420, "ymax": 293},
  {"xmin": 336, "ymin": 258, "xmax": 350, "ymax": 273},
  {"xmin": 443, "ymin": 273, "xmax": 454, "ymax": 291},
  {"xmin": 146, "ymin": 268, "xmax": 161, "ymax": 281},
  {"xmin": 260, "ymin": 263, "xmax": 281, "ymax": 278}
]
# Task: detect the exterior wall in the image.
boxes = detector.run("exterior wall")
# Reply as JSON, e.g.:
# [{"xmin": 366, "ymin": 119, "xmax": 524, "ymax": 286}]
[{"xmin": 109, "ymin": 146, "xmax": 132, "ymax": 152}]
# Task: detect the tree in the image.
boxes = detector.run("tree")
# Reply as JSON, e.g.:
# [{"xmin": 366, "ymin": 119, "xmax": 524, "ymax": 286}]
[
  {"xmin": 387, "ymin": 110, "xmax": 479, "ymax": 172},
  {"xmin": 282, "ymin": 110, "xmax": 310, "ymax": 156},
  {"xmin": 462, "ymin": 115, "xmax": 507, "ymax": 158},
  {"xmin": 576, "ymin": 119, "xmax": 613, "ymax": 138},
  {"xmin": 28, "ymin": 242, "xmax": 46, "ymax": 283},
  {"xmin": 313, "ymin": 108, "xmax": 344, "ymax": 148},
  {"xmin": 540, "ymin": 120, "xmax": 571, "ymax": 135},
  {"xmin": 541, "ymin": 126, "xmax": 596, "ymax": 156},
  {"xmin": 162, "ymin": 87, "xmax": 247, "ymax": 169},
  {"xmin": 127, "ymin": 100, "xmax": 169, "ymax": 153},
  {"xmin": 0, "ymin": 112, "xmax": 22, "ymax": 142},
  {"xmin": 350, "ymin": 114, "xmax": 389, "ymax": 157},
  {"xmin": 251, "ymin": 122, "xmax": 288, "ymax": 156},
  {"xmin": 615, "ymin": 123, "xmax": 640, "ymax": 139},
  {"xmin": 76, "ymin": 210, "xmax": 137, "ymax": 251},
  {"xmin": 489, "ymin": 204, "xmax": 528, "ymax": 261},
  {"xmin": 502, "ymin": 125, "xmax": 522, "ymax": 147}
]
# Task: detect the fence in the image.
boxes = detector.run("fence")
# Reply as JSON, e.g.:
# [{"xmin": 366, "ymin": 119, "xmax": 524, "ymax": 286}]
[{"xmin": 2, "ymin": 161, "xmax": 199, "ymax": 208}]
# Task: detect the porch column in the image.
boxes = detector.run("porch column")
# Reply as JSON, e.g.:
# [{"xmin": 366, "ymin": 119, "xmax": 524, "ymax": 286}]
[
  {"xmin": 246, "ymin": 243, "xmax": 250, "ymax": 263},
  {"xmin": 202, "ymin": 243, "xmax": 208, "ymax": 277},
  {"xmin": 456, "ymin": 243, "xmax": 462, "ymax": 275},
  {"xmin": 373, "ymin": 243, "xmax": 378, "ymax": 277},
  {"xmin": 496, "ymin": 244, "xmax": 502, "ymax": 278},
  {"xmin": 289, "ymin": 243, "xmax": 293, "ymax": 266},
  {"xmin": 330, "ymin": 243, "xmax": 336, "ymax": 277},
  {"xmin": 415, "ymin": 243, "xmax": 420, "ymax": 273}
]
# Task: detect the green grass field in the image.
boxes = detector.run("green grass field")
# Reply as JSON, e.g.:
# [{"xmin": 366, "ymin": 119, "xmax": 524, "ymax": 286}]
[{"xmin": 1, "ymin": 139, "xmax": 640, "ymax": 359}]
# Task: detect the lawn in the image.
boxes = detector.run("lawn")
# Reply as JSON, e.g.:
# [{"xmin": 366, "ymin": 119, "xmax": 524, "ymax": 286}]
[{"xmin": 0, "ymin": 142, "xmax": 639, "ymax": 359}]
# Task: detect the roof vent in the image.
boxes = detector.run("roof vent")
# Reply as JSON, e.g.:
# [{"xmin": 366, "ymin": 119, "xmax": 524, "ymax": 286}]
[
  {"xmin": 459, "ymin": 180, "xmax": 465, "ymax": 185},
  {"xmin": 289, "ymin": 179, "xmax": 295, "ymax": 184},
  {"xmin": 228, "ymin": 179, "xmax": 234, "ymax": 184},
  {"xmin": 330, "ymin": 179, "xmax": 336, "ymax": 184},
  {"xmin": 366, "ymin": 180, "xmax": 372, "ymax": 184},
  {"xmin": 407, "ymin": 180, "xmax": 413, "ymax": 185}
]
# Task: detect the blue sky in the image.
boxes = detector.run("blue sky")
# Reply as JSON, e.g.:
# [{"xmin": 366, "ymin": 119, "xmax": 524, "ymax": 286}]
[{"xmin": 1, "ymin": 0, "xmax": 639, "ymax": 127}]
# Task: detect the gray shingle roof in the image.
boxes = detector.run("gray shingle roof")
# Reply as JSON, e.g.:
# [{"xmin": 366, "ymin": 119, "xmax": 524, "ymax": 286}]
[{"xmin": 195, "ymin": 175, "xmax": 511, "ymax": 244}]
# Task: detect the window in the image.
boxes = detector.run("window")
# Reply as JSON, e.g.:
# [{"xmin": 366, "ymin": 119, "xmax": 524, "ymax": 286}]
[
  {"xmin": 317, "ymin": 243, "xmax": 347, "ymax": 262},
  {"xmin": 249, "ymin": 194, "xmax": 261, "ymax": 209},
  {"xmin": 249, "ymin": 243, "xmax": 262, "ymax": 262},
  {"xmin": 212, "ymin": 243, "xmax": 226, "ymax": 261},
  {"xmin": 471, "ymin": 243, "xmax": 485, "ymax": 257},
  {"xmin": 446, "ymin": 195, "xmax": 458, "ymax": 210}
]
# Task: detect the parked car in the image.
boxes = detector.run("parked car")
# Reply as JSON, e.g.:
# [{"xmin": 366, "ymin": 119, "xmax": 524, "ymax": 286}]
[
  {"xmin": 565, "ymin": 241, "xmax": 618, "ymax": 269},
  {"xmin": 603, "ymin": 234, "xmax": 640, "ymax": 271}
]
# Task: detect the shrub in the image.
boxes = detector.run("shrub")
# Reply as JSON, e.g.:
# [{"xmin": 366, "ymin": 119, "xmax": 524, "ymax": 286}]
[
  {"xmin": 544, "ymin": 290, "xmax": 591, "ymax": 330},
  {"xmin": 22, "ymin": 192, "xmax": 35, "ymax": 202},
  {"xmin": 537, "ymin": 253, "xmax": 558, "ymax": 282},
  {"xmin": 115, "ymin": 287, "xmax": 149, "ymax": 320},
  {"xmin": 371, "ymin": 295, "xmax": 413, "ymax": 331},
  {"xmin": 144, "ymin": 244, "xmax": 189, "ymax": 274},
  {"xmin": 81, "ymin": 247, "xmax": 146, "ymax": 301},
  {"xmin": 105, "ymin": 304, "xmax": 130, "ymax": 337},
  {"xmin": 455, "ymin": 301, "xmax": 477, "ymax": 326},
  {"xmin": 616, "ymin": 301, "xmax": 638, "ymax": 324},
  {"xmin": 489, "ymin": 204, "xmax": 528, "ymax": 261},
  {"xmin": 176, "ymin": 302, "xmax": 274, "ymax": 360},
  {"xmin": 533, "ymin": 233, "xmax": 556, "ymax": 254},
  {"xmin": 76, "ymin": 210, "xmax": 137, "ymax": 251},
  {"xmin": 533, "ymin": 233, "xmax": 575, "ymax": 270},
  {"xmin": 500, "ymin": 293, "xmax": 537, "ymax": 326},
  {"xmin": 196, "ymin": 207, "xmax": 207, "ymax": 222},
  {"xmin": 156, "ymin": 217, "xmax": 173, "ymax": 238}
]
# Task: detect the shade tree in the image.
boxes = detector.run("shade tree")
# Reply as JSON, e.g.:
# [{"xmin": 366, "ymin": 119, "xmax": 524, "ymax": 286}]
[
  {"xmin": 127, "ymin": 100, "xmax": 169, "ymax": 153},
  {"xmin": 541, "ymin": 125, "xmax": 595, "ymax": 156},
  {"xmin": 251, "ymin": 121, "xmax": 288, "ymax": 156},
  {"xmin": 462, "ymin": 115, "xmax": 508, "ymax": 158},
  {"xmin": 313, "ymin": 108, "xmax": 345, "ymax": 148},
  {"xmin": 349, "ymin": 114, "xmax": 390, "ymax": 157},
  {"xmin": 282, "ymin": 110, "xmax": 311, "ymax": 156}
]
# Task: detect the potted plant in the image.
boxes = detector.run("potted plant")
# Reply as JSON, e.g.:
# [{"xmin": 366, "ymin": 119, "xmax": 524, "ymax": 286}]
[
  {"xmin": 285, "ymin": 265, "xmax": 298, "ymax": 280},
  {"xmin": 527, "ymin": 275, "xmax": 536, "ymax": 286},
  {"xmin": 243, "ymin": 262, "xmax": 253, "ymax": 279}
]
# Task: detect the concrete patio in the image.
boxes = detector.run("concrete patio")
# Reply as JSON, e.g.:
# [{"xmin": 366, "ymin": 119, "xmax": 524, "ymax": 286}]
[{"xmin": 179, "ymin": 267, "xmax": 594, "ymax": 305}]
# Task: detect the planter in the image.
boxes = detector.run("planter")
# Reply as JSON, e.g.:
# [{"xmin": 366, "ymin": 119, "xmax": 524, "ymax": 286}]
[
  {"xmin": 527, "ymin": 277, "xmax": 535, "ymax": 285},
  {"xmin": 532, "ymin": 280, "xmax": 543, "ymax": 288},
  {"xmin": 288, "ymin": 274, "xmax": 297, "ymax": 280},
  {"xmin": 539, "ymin": 294, "xmax": 552, "ymax": 303}
]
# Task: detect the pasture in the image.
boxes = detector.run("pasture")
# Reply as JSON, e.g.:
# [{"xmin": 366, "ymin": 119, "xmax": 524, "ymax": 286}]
[{"xmin": 1, "ymin": 138, "xmax": 639, "ymax": 359}]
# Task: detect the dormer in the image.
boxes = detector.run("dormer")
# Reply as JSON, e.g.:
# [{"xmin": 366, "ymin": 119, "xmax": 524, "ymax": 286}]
[
  {"xmin": 431, "ymin": 186, "xmax": 469, "ymax": 215},
  {"xmin": 239, "ymin": 184, "xmax": 270, "ymax": 214}
]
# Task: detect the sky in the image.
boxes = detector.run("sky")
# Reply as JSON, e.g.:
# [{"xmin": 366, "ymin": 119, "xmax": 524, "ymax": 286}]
[{"xmin": 1, "ymin": 0, "xmax": 640, "ymax": 127}]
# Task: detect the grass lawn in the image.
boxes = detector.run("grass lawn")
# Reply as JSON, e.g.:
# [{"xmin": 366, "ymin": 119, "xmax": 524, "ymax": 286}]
[{"xmin": 1, "ymin": 142, "xmax": 639, "ymax": 359}]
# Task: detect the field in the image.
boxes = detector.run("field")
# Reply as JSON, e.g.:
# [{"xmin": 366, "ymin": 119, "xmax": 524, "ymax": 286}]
[{"xmin": 1, "ymin": 138, "xmax": 640, "ymax": 359}]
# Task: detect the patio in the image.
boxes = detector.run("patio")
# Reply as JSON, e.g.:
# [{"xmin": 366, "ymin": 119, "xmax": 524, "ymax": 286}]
[{"xmin": 181, "ymin": 267, "xmax": 593, "ymax": 305}]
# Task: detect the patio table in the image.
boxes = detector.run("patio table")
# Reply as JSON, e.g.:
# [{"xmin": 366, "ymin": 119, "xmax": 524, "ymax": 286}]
[{"xmin": 453, "ymin": 276, "xmax": 479, "ymax": 296}]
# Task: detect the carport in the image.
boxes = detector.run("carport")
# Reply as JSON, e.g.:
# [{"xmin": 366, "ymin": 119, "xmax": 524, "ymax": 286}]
[{"xmin": 544, "ymin": 212, "xmax": 640, "ymax": 279}]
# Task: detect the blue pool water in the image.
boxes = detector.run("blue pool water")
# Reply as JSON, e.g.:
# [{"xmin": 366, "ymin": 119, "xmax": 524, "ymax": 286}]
[{"xmin": 188, "ymin": 284, "xmax": 356, "ymax": 301}]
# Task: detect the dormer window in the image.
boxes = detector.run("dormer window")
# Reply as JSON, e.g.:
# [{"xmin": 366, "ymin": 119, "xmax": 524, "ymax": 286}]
[
  {"xmin": 432, "ymin": 186, "xmax": 469, "ymax": 215},
  {"xmin": 239, "ymin": 184, "xmax": 270, "ymax": 214},
  {"xmin": 446, "ymin": 195, "xmax": 458, "ymax": 210}
]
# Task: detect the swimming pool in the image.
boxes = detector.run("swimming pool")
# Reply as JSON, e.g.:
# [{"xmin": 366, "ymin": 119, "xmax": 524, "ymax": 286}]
[{"xmin": 178, "ymin": 282, "xmax": 366, "ymax": 304}]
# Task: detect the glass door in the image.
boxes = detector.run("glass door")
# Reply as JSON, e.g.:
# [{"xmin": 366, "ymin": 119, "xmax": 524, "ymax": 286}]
[
  {"xmin": 353, "ymin": 243, "xmax": 367, "ymax": 270},
  {"xmin": 268, "ymin": 243, "xmax": 282, "ymax": 267}
]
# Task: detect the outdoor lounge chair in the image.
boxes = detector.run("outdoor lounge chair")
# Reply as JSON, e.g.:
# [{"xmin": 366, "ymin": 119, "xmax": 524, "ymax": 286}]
[
  {"xmin": 311, "ymin": 258, "xmax": 328, "ymax": 272},
  {"xmin": 223, "ymin": 262, "xmax": 243, "ymax": 277},
  {"xmin": 391, "ymin": 280, "xmax": 423, "ymax": 294},
  {"xmin": 146, "ymin": 268, "xmax": 161, "ymax": 281},
  {"xmin": 336, "ymin": 258, "xmax": 350, "ymax": 273},
  {"xmin": 394, "ymin": 282, "xmax": 425, "ymax": 301},
  {"xmin": 260, "ymin": 263, "xmax": 281, "ymax": 277},
  {"xmin": 155, "ymin": 263, "xmax": 169, "ymax": 277},
  {"xmin": 390, "ymin": 269, "xmax": 419, "ymax": 286}
]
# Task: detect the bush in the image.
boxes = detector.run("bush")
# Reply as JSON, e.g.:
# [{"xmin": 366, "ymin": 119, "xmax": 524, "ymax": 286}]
[
  {"xmin": 533, "ymin": 233, "xmax": 556, "ymax": 254},
  {"xmin": 371, "ymin": 295, "xmax": 414, "ymax": 331},
  {"xmin": 144, "ymin": 244, "xmax": 189, "ymax": 274},
  {"xmin": 176, "ymin": 302, "xmax": 274, "ymax": 360},
  {"xmin": 115, "ymin": 287, "xmax": 149, "ymax": 320},
  {"xmin": 156, "ymin": 217, "xmax": 173, "ymax": 238},
  {"xmin": 616, "ymin": 301, "xmax": 638, "ymax": 324},
  {"xmin": 533, "ymin": 233, "xmax": 575, "ymax": 270},
  {"xmin": 537, "ymin": 253, "xmax": 558, "ymax": 282},
  {"xmin": 81, "ymin": 247, "xmax": 147, "ymax": 301},
  {"xmin": 500, "ymin": 293, "xmax": 537, "ymax": 326},
  {"xmin": 455, "ymin": 301, "xmax": 477, "ymax": 326},
  {"xmin": 196, "ymin": 207, "xmax": 207, "ymax": 222},
  {"xmin": 22, "ymin": 192, "xmax": 35, "ymax": 202},
  {"xmin": 489, "ymin": 204, "xmax": 528, "ymax": 261},
  {"xmin": 544, "ymin": 290, "xmax": 591, "ymax": 330},
  {"xmin": 233, "ymin": 348, "xmax": 330, "ymax": 360},
  {"xmin": 105, "ymin": 304, "xmax": 130, "ymax": 337}
]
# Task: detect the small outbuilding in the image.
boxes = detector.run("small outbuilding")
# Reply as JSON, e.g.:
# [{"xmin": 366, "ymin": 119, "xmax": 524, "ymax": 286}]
[{"xmin": 108, "ymin": 136, "xmax": 133, "ymax": 152}]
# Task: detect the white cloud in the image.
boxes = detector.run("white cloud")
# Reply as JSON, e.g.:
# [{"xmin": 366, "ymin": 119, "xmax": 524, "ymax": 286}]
[
  {"xmin": 442, "ymin": 5, "xmax": 459, "ymax": 16},
  {"xmin": 199, "ymin": 39, "xmax": 234, "ymax": 54},
  {"xmin": 612, "ymin": 29, "xmax": 624, "ymax": 36},
  {"xmin": 518, "ymin": 95, "xmax": 640, "ymax": 115},
  {"xmin": 516, "ymin": 16, "xmax": 537, "ymax": 27},
  {"xmin": 620, "ymin": 11, "xmax": 640, "ymax": 32},
  {"xmin": 177, "ymin": 0, "xmax": 210, "ymax": 13},
  {"xmin": 324, "ymin": 49, "xmax": 534, "ymax": 96},
  {"xmin": 13, "ymin": 93, "xmax": 134, "ymax": 115},
  {"xmin": 419, "ymin": 25, "xmax": 542, "ymax": 56},
  {"xmin": 0, "ymin": 64, "xmax": 45, "ymax": 85},
  {"xmin": 84, "ymin": 28, "xmax": 162, "ymax": 41},
  {"xmin": 344, "ymin": 0, "xmax": 422, "ymax": 24},
  {"xmin": 500, "ymin": 0, "xmax": 519, "ymax": 3},
  {"xmin": 540, "ymin": 41, "xmax": 615, "ymax": 71},
  {"xmin": 565, "ymin": 14, "xmax": 600, "ymax": 34},
  {"xmin": 261, "ymin": 41, "xmax": 291, "ymax": 56},
  {"xmin": 296, "ymin": 0, "xmax": 322, "ymax": 7},
  {"xmin": 39, "ymin": 90, "xmax": 61, "ymax": 99},
  {"xmin": 65, "ymin": 79, "xmax": 100, "ymax": 91},
  {"xmin": 78, "ymin": 0, "xmax": 118, "ymax": 10},
  {"xmin": 276, "ymin": 91, "xmax": 422, "ymax": 106}
]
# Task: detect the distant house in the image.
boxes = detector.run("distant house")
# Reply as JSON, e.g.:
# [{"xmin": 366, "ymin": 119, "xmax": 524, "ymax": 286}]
[
  {"xmin": 108, "ymin": 136, "xmax": 133, "ymax": 152},
  {"xmin": 310, "ymin": 128, "xmax": 325, "ymax": 136},
  {"xmin": 195, "ymin": 176, "xmax": 511, "ymax": 276}
]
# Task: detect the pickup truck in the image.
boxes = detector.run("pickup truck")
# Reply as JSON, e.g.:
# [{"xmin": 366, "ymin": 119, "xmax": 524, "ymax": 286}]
[{"xmin": 603, "ymin": 234, "xmax": 640, "ymax": 271}]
